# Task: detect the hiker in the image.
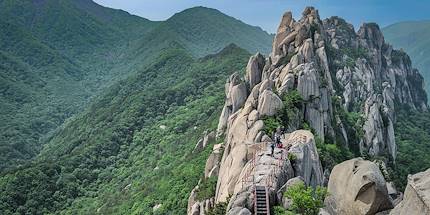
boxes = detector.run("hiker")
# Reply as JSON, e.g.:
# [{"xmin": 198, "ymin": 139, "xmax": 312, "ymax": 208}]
[
  {"xmin": 270, "ymin": 140, "xmax": 275, "ymax": 157},
  {"xmin": 275, "ymin": 127, "xmax": 283, "ymax": 148},
  {"xmin": 271, "ymin": 128, "xmax": 281, "ymax": 156}
]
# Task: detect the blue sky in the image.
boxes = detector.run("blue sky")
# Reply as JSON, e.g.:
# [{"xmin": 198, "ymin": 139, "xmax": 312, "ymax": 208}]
[{"xmin": 94, "ymin": 0, "xmax": 430, "ymax": 33}]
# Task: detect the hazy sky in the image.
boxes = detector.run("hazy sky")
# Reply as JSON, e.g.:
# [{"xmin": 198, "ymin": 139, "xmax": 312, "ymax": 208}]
[{"xmin": 94, "ymin": 0, "xmax": 430, "ymax": 33}]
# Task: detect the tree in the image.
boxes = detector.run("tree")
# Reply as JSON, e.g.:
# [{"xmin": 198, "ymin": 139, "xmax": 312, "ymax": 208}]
[{"xmin": 284, "ymin": 182, "xmax": 327, "ymax": 215}]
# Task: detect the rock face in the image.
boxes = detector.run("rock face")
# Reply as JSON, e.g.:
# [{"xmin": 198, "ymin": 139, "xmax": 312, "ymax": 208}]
[
  {"xmin": 390, "ymin": 168, "xmax": 430, "ymax": 215},
  {"xmin": 217, "ymin": 130, "xmax": 321, "ymax": 214},
  {"xmin": 223, "ymin": 131, "xmax": 321, "ymax": 214},
  {"xmin": 217, "ymin": 73, "xmax": 248, "ymax": 137},
  {"xmin": 257, "ymin": 89, "xmax": 283, "ymax": 117},
  {"xmin": 324, "ymin": 17, "xmax": 427, "ymax": 160},
  {"xmin": 246, "ymin": 53, "xmax": 265, "ymax": 90},
  {"xmin": 325, "ymin": 158, "xmax": 393, "ymax": 215},
  {"xmin": 272, "ymin": 6, "xmax": 426, "ymax": 160},
  {"xmin": 193, "ymin": 130, "xmax": 215, "ymax": 153},
  {"xmin": 288, "ymin": 130, "xmax": 324, "ymax": 187}
]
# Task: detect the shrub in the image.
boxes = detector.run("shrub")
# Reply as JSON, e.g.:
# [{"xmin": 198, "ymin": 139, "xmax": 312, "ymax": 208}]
[
  {"xmin": 207, "ymin": 196, "xmax": 231, "ymax": 215},
  {"xmin": 195, "ymin": 177, "xmax": 218, "ymax": 201},
  {"xmin": 273, "ymin": 206, "xmax": 296, "ymax": 215},
  {"xmin": 287, "ymin": 153, "xmax": 297, "ymax": 162},
  {"xmin": 282, "ymin": 90, "xmax": 303, "ymax": 108},
  {"xmin": 316, "ymin": 137, "xmax": 353, "ymax": 170},
  {"xmin": 341, "ymin": 47, "xmax": 368, "ymax": 60},
  {"xmin": 263, "ymin": 116, "xmax": 282, "ymax": 136},
  {"xmin": 284, "ymin": 182, "xmax": 328, "ymax": 215},
  {"xmin": 262, "ymin": 90, "xmax": 304, "ymax": 135}
]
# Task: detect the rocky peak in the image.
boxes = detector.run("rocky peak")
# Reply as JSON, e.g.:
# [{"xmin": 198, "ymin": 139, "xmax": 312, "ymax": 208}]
[
  {"xmin": 188, "ymin": 6, "xmax": 429, "ymax": 215},
  {"xmin": 358, "ymin": 23, "xmax": 385, "ymax": 50},
  {"xmin": 323, "ymin": 16, "xmax": 357, "ymax": 50}
]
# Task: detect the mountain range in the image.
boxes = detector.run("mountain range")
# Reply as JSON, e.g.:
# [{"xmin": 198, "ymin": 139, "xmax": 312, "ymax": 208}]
[{"xmin": 0, "ymin": 0, "xmax": 272, "ymax": 172}]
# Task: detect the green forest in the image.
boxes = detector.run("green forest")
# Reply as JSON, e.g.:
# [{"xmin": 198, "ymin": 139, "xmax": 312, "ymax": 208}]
[
  {"xmin": 0, "ymin": 0, "xmax": 272, "ymax": 171},
  {"xmin": 0, "ymin": 44, "xmax": 250, "ymax": 214}
]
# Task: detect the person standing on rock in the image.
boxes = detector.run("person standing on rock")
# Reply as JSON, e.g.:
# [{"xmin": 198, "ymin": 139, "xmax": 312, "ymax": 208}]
[
  {"xmin": 270, "ymin": 140, "xmax": 275, "ymax": 157},
  {"xmin": 272, "ymin": 128, "xmax": 281, "ymax": 156}
]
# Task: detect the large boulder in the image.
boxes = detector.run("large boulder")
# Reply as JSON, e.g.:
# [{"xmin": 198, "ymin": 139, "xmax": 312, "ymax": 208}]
[
  {"xmin": 204, "ymin": 144, "xmax": 223, "ymax": 178},
  {"xmin": 230, "ymin": 83, "xmax": 247, "ymax": 113},
  {"xmin": 217, "ymin": 73, "xmax": 248, "ymax": 136},
  {"xmin": 296, "ymin": 63, "xmax": 333, "ymax": 139},
  {"xmin": 188, "ymin": 186, "xmax": 199, "ymax": 215},
  {"xmin": 272, "ymin": 11, "xmax": 294, "ymax": 56},
  {"xmin": 257, "ymin": 89, "xmax": 283, "ymax": 117},
  {"xmin": 245, "ymin": 53, "xmax": 265, "ymax": 90},
  {"xmin": 287, "ymin": 130, "xmax": 324, "ymax": 187},
  {"xmin": 225, "ymin": 144, "xmax": 294, "ymax": 214},
  {"xmin": 325, "ymin": 158, "xmax": 393, "ymax": 215},
  {"xmin": 215, "ymin": 110, "xmax": 251, "ymax": 203},
  {"xmin": 390, "ymin": 168, "xmax": 430, "ymax": 215}
]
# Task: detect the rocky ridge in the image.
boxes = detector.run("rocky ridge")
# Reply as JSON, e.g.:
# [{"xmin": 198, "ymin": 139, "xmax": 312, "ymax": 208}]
[{"xmin": 188, "ymin": 6, "xmax": 428, "ymax": 215}]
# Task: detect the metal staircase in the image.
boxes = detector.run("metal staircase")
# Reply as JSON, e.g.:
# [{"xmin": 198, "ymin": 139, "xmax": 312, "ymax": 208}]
[{"xmin": 254, "ymin": 185, "xmax": 270, "ymax": 215}]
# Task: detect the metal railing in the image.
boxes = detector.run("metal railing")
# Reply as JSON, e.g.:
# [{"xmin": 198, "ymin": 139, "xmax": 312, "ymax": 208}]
[{"xmin": 242, "ymin": 134, "xmax": 308, "ymax": 214}]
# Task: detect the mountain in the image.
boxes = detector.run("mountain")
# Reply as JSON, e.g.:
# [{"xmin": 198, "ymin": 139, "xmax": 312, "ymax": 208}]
[
  {"xmin": 0, "ymin": 0, "xmax": 272, "ymax": 171},
  {"xmin": 0, "ymin": 0, "xmax": 156, "ymax": 171},
  {"xmin": 159, "ymin": 7, "xmax": 273, "ymax": 57},
  {"xmin": 383, "ymin": 20, "xmax": 430, "ymax": 94},
  {"xmin": 3, "ymin": 2, "xmax": 429, "ymax": 215},
  {"xmin": 187, "ymin": 7, "xmax": 430, "ymax": 215}
]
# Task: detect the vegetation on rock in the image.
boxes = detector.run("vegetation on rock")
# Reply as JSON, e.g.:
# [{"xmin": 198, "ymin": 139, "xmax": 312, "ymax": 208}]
[
  {"xmin": 195, "ymin": 177, "xmax": 218, "ymax": 201},
  {"xmin": 283, "ymin": 182, "xmax": 328, "ymax": 215},
  {"xmin": 391, "ymin": 108, "xmax": 430, "ymax": 191},
  {"xmin": 262, "ymin": 90, "xmax": 304, "ymax": 134}
]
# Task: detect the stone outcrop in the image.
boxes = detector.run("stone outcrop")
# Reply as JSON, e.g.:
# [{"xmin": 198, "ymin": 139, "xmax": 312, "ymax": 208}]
[
  {"xmin": 288, "ymin": 130, "xmax": 324, "ymax": 187},
  {"xmin": 325, "ymin": 158, "xmax": 393, "ymax": 215},
  {"xmin": 192, "ymin": 130, "xmax": 215, "ymax": 153},
  {"xmin": 390, "ymin": 168, "xmax": 430, "ymax": 215},
  {"xmin": 225, "ymin": 146, "xmax": 295, "ymax": 214},
  {"xmin": 204, "ymin": 143, "xmax": 223, "ymax": 178},
  {"xmin": 257, "ymin": 89, "xmax": 283, "ymax": 117},
  {"xmin": 188, "ymin": 193, "xmax": 215, "ymax": 215},
  {"xmin": 324, "ymin": 17, "xmax": 427, "ymax": 160},
  {"xmin": 217, "ymin": 73, "xmax": 248, "ymax": 137},
  {"xmin": 219, "ymin": 130, "xmax": 321, "ymax": 214},
  {"xmin": 246, "ymin": 53, "xmax": 265, "ymax": 90}
]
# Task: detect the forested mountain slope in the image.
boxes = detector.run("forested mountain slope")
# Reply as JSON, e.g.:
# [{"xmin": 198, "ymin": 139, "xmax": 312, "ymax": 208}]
[
  {"xmin": 0, "ymin": 0, "xmax": 155, "ymax": 171},
  {"xmin": 0, "ymin": 44, "xmax": 251, "ymax": 214},
  {"xmin": 383, "ymin": 20, "xmax": 430, "ymax": 94},
  {"xmin": 0, "ymin": 0, "xmax": 272, "ymax": 171}
]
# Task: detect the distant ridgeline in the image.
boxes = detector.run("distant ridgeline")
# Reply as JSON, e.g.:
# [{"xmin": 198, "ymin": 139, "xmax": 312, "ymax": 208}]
[
  {"xmin": 383, "ymin": 20, "xmax": 430, "ymax": 95},
  {"xmin": 0, "ymin": 0, "xmax": 272, "ymax": 171}
]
